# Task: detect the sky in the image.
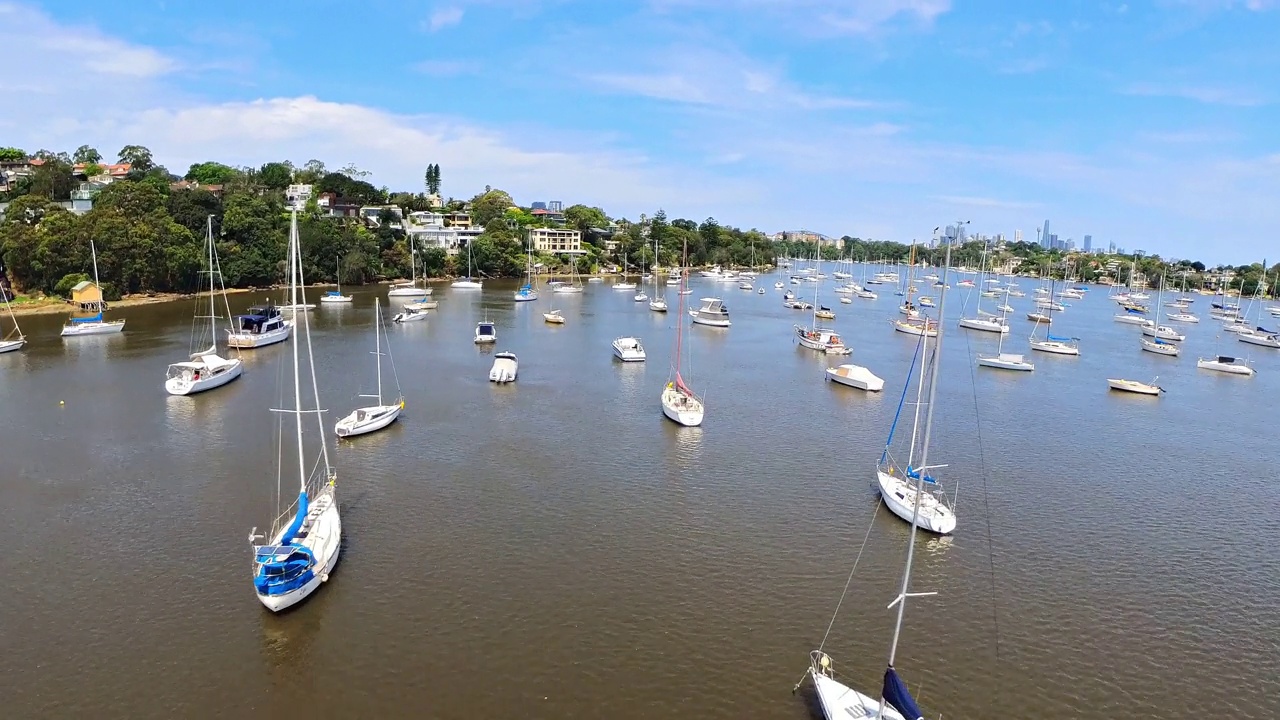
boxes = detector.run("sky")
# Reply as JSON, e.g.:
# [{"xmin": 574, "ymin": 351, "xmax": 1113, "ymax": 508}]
[{"xmin": 2, "ymin": 0, "xmax": 1277, "ymax": 264}]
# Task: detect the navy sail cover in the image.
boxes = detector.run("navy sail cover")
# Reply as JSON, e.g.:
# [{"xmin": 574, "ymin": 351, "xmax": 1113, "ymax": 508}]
[{"xmin": 882, "ymin": 667, "xmax": 924, "ymax": 720}]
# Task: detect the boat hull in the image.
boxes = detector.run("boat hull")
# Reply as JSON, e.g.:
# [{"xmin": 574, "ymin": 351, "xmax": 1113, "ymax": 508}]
[
  {"xmin": 319, "ymin": 295, "xmax": 353, "ymax": 303},
  {"xmin": 876, "ymin": 470, "xmax": 956, "ymax": 535},
  {"xmin": 811, "ymin": 671, "xmax": 906, "ymax": 720},
  {"xmin": 1238, "ymin": 333, "xmax": 1280, "ymax": 348},
  {"xmin": 1108, "ymin": 379, "xmax": 1162, "ymax": 395},
  {"xmin": 1196, "ymin": 359, "xmax": 1254, "ymax": 375},
  {"xmin": 661, "ymin": 387, "xmax": 704, "ymax": 427},
  {"xmin": 489, "ymin": 355, "xmax": 518, "ymax": 383},
  {"xmin": 387, "ymin": 288, "xmax": 427, "ymax": 297},
  {"xmin": 227, "ymin": 324, "xmax": 291, "ymax": 348},
  {"xmin": 690, "ymin": 312, "xmax": 731, "ymax": 327},
  {"xmin": 451, "ymin": 281, "xmax": 483, "ymax": 290},
  {"xmin": 255, "ymin": 491, "xmax": 341, "ymax": 613},
  {"xmin": 165, "ymin": 359, "xmax": 243, "ymax": 396},
  {"xmin": 335, "ymin": 403, "xmax": 401, "ymax": 437},
  {"xmin": 61, "ymin": 320, "xmax": 126, "ymax": 337},
  {"xmin": 958, "ymin": 317, "xmax": 1009, "ymax": 333},
  {"xmin": 0, "ymin": 338, "xmax": 25, "ymax": 353},
  {"xmin": 825, "ymin": 364, "xmax": 884, "ymax": 391},
  {"xmin": 1029, "ymin": 340, "xmax": 1079, "ymax": 356}
]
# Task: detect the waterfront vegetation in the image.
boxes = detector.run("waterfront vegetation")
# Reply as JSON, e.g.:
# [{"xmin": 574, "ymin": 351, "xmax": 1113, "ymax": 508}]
[{"xmin": 1, "ymin": 144, "xmax": 1275, "ymax": 300}]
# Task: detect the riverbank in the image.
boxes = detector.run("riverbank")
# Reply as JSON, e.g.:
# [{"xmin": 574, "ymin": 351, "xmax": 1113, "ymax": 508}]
[{"xmin": 5, "ymin": 287, "xmax": 262, "ymax": 317}]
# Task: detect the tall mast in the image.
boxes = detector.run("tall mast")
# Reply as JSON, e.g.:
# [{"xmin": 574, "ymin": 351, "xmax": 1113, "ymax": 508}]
[
  {"xmin": 288, "ymin": 212, "xmax": 306, "ymax": 495},
  {"xmin": 676, "ymin": 236, "xmax": 687, "ymax": 377},
  {"xmin": 207, "ymin": 216, "xmax": 216, "ymax": 340},
  {"xmin": 885, "ymin": 239, "xmax": 952, "ymax": 670},
  {"xmin": 375, "ymin": 298, "xmax": 384, "ymax": 404}
]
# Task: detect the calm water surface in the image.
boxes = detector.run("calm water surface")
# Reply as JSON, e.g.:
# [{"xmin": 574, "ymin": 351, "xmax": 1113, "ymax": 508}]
[{"xmin": 2, "ymin": 273, "xmax": 1278, "ymax": 718}]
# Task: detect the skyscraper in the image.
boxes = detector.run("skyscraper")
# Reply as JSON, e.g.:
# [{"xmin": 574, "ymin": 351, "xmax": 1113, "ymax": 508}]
[
  {"xmin": 1014, "ymin": 229, "xmax": 1023, "ymax": 244},
  {"xmin": 1083, "ymin": 234, "xmax": 1092, "ymax": 253},
  {"xmin": 1041, "ymin": 219, "xmax": 1051, "ymax": 248}
]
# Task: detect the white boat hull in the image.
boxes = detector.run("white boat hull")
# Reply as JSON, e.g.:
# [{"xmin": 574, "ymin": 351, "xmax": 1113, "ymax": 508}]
[
  {"xmin": 320, "ymin": 295, "xmax": 353, "ymax": 304},
  {"xmin": 334, "ymin": 403, "xmax": 401, "ymax": 437},
  {"xmin": 61, "ymin": 319, "xmax": 126, "ymax": 337},
  {"xmin": 825, "ymin": 364, "xmax": 884, "ymax": 391},
  {"xmin": 393, "ymin": 309, "xmax": 429, "ymax": 323},
  {"xmin": 165, "ymin": 358, "xmax": 243, "ymax": 395},
  {"xmin": 489, "ymin": 354, "xmax": 518, "ymax": 383},
  {"xmin": 543, "ymin": 312, "xmax": 565, "ymax": 324},
  {"xmin": 977, "ymin": 352, "xmax": 1034, "ymax": 371},
  {"xmin": 1113, "ymin": 315, "xmax": 1148, "ymax": 325},
  {"xmin": 450, "ymin": 281, "xmax": 483, "ymax": 290},
  {"xmin": 1141, "ymin": 338, "xmax": 1180, "ymax": 356},
  {"xmin": 513, "ymin": 292, "xmax": 539, "ymax": 302},
  {"xmin": 648, "ymin": 300, "xmax": 668, "ymax": 312},
  {"xmin": 0, "ymin": 338, "xmax": 26, "ymax": 353},
  {"xmin": 1141, "ymin": 325, "xmax": 1185, "ymax": 341},
  {"xmin": 958, "ymin": 317, "xmax": 1009, "ymax": 333},
  {"xmin": 1029, "ymin": 340, "xmax": 1079, "ymax": 355},
  {"xmin": 255, "ymin": 489, "xmax": 341, "ymax": 613},
  {"xmin": 1238, "ymin": 332, "xmax": 1280, "ymax": 348},
  {"xmin": 1109, "ymin": 378, "xmax": 1162, "ymax": 395},
  {"xmin": 690, "ymin": 312, "xmax": 731, "ymax": 327},
  {"xmin": 227, "ymin": 324, "xmax": 291, "ymax": 348},
  {"xmin": 1197, "ymin": 359, "xmax": 1254, "ymax": 375},
  {"xmin": 612, "ymin": 338, "xmax": 646, "ymax": 362},
  {"xmin": 661, "ymin": 386, "xmax": 704, "ymax": 426},
  {"xmin": 387, "ymin": 287, "xmax": 427, "ymax": 297},
  {"xmin": 876, "ymin": 470, "xmax": 956, "ymax": 535},
  {"xmin": 553, "ymin": 286, "xmax": 583, "ymax": 294}
]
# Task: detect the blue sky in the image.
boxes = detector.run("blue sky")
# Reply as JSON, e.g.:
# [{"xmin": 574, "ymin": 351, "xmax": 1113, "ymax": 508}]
[{"xmin": 3, "ymin": 0, "xmax": 1277, "ymax": 263}]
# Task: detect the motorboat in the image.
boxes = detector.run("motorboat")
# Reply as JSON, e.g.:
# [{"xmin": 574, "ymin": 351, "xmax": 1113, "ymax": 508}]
[
  {"xmin": 795, "ymin": 326, "xmax": 851, "ymax": 355},
  {"xmin": 814, "ymin": 306, "xmax": 835, "ymax": 320},
  {"xmin": 612, "ymin": 336, "xmax": 646, "ymax": 362},
  {"xmin": 543, "ymin": 309, "xmax": 566, "ymax": 324},
  {"xmin": 824, "ymin": 364, "xmax": 884, "ymax": 391},
  {"xmin": 475, "ymin": 320, "xmax": 497, "ymax": 344},
  {"xmin": 392, "ymin": 305, "xmax": 429, "ymax": 323},
  {"xmin": 759, "ymin": 288, "xmax": 767, "ymax": 295},
  {"xmin": 228, "ymin": 303, "xmax": 292, "ymax": 348},
  {"xmin": 737, "ymin": 281, "xmax": 753, "ymax": 291},
  {"xmin": 488, "ymin": 351, "xmax": 518, "ymax": 383},
  {"xmin": 1108, "ymin": 378, "xmax": 1164, "ymax": 395},
  {"xmin": 1197, "ymin": 355, "xmax": 1254, "ymax": 375},
  {"xmin": 689, "ymin": 297, "xmax": 731, "ymax": 327}
]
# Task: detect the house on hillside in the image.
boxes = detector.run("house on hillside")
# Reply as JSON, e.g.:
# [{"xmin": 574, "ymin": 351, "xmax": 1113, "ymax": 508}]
[
  {"xmin": 169, "ymin": 179, "xmax": 224, "ymax": 197},
  {"xmin": 530, "ymin": 208, "xmax": 565, "ymax": 225},
  {"xmin": 317, "ymin": 192, "xmax": 361, "ymax": 218},
  {"xmin": 529, "ymin": 228, "xmax": 584, "ymax": 255},
  {"xmin": 72, "ymin": 162, "xmax": 132, "ymax": 181},
  {"xmin": 360, "ymin": 205, "xmax": 403, "ymax": 229},
  {"xmin": 443, "ymin": 212, "xmax": 472, "ymax": 228}
]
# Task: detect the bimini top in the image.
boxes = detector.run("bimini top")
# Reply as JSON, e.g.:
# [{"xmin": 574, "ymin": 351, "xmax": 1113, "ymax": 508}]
[
  {"xmin": 1047, "ymin": 333, "xmax": 1077, "ymax": 342},
  {"xmin": 477, "ymin": 322, "xmax": 495, "ymax": 333},
  {"xmin": 70, "ymin": 312, "xmax": 104, "ymax": 324},
  {"xmin": 1217, "ymin": 355, "xmax": 1237, "ymax": 363}
]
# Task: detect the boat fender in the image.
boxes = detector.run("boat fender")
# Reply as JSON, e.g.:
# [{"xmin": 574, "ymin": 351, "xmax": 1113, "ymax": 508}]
[{"xmin": 320, "ymin": 573, "xmax": 329, "ymax": 582}]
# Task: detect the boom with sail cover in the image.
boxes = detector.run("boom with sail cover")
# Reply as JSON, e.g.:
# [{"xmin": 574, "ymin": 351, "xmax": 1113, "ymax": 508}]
[{"xmin": 882, "ymin": 667, "xmax": 925, "ymax": 720}]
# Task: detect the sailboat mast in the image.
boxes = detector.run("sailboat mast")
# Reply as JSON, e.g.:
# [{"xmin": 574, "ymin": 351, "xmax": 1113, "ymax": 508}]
[
  {"xmin": 207, "ymin": 216, "xmax": 216, "ymax": 339},
  {"xmin": 288, "ymin": 212, "xmax": 307, "ymax": 495},
  {"xmin": 375, "ymin": 298, "xmax": 384, "ymax": 404},
  {"xmin": 886, "ymin": 240, "xmax": 951, "ymax": 668},
  {"xmin": 675, "ymin": 237, "xmax": 688, "ymax": 376}
]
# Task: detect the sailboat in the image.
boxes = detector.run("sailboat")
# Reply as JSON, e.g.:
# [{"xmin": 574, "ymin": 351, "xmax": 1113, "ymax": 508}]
[
  {"xmin": 957, "ymin": 248, "xmax": 1009, "ymax": 334},
  {"xmin": 614, "ymin": 250, "xmax": 636, "ymax": 290},
  {"xmin": 451, "ymin": 240, "xmax": 483, "ymax": 289},
  {"xmin": 248, "ymin": 210, "xmax": 341, "ymax": 613},
  {"xmin": 804, "ymin": 248, "xmax": 953, "ymax": 720},
  {"xmin": 0, "ymin": 281, "xmax": 24, "ymax": 353},
  {"xmin": 321, "ymin": 258, "xmax": 353, "ymax": 303},
  {"xmin": 514, "ymin": 245, "xmax": 539, "ymax": 302},
  {"xmin": 1139, "ymin": 279, "xmax": 1181, "ymax": 356},
  {"xmin": 165, "ymin": 216, "xmax": 244, "ymax": 395},
  {"xmin": 1140, "ymin": 275, "xmax": 1185, "ymax": 341},
  {"xmin": 335, "ymin": 299, "xmax": 404, "ymax": 437},
  {"xmin": 649, "ymin": 234, "xmax": 668, "ymax": 312},
  {"xmin": 1029, "ymin": 276, "xmax": 1080, "ymax": 355},
  {"xmin": 389, "ymin": 245, "xmax": 430, "ymax": 296},
  {"xmin": 978, "ymin": 287, "xmax": 1034, "ymax": 371},
  {"xmin": 795, "ymin": 279, "xmax": 850, "ymax": 355},
  {"xmin": 877, "ymin": 244, "xmax": 957, "ymax": 536},
  {"xmin": 553, "ymin": 255, "xmax": 584, "ymax": 294},
  {"xmin": 662, "ymin": 237, "xmax": 705, "ymax": 427},
  {"xmin": 60, "ymin": 238, "xmax": 125, "ymax": 337}
]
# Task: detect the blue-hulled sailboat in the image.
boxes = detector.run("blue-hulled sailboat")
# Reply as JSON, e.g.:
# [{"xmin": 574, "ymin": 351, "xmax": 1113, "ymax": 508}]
[
  {"xmin": 803, "ymin": 242, "xmax": 957, "ymax": 719},
  {"xmin": 248, "ymin": 210, "xmax": 341, "ymax": 612}
]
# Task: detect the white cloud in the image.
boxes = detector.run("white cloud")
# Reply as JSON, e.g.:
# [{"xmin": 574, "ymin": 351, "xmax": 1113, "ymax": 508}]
[
  {"xmin": 0, "ymin": 2, "xmax": 177, "ymax": 77},
  {"xmin": 650, "ymin": 0, "xmax": 951, "ymax": 35},
  {"xmin": 424, "ymin": 6, "xmax": 465, "ymax": 31},
  {"xmin": 1122, "ymin": 83, "xmax": 1268, "ymax": 106}
]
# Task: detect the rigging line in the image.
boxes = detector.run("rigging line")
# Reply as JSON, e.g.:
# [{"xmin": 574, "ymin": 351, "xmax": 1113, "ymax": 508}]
[
  {"xmin": 880, "ymin": 331, "xmax": 925, "ymax": 466},
  {"xmin": 817, "ymin": 495, "xmax": 883, "ymax": 653},
  {"xmin": 961, "ymin": 315, "xmax": 1004, "ymax": 679}
]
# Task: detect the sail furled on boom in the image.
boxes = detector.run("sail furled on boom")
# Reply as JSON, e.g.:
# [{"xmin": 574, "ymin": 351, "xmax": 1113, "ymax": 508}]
[{"xmin": 882, "ymin": 667, "xmax": 925, "ymax": 720}]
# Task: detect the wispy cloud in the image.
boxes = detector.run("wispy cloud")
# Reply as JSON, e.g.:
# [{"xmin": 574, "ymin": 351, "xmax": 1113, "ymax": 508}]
[
  {"xmin": 1160, "ymin": 0, "xmax": 1276, "ymax": 11},
  {"xmin": 0, "ymin": 2, "xmax": 178, "ymax": 77},
  {"xmin": 932, "ymin": 194, "xmax": 1041, "ymax": 209},
  {"xmin": 424, "ymin": 6, "xmax": 464, "ymax": 31},
  {"xmin": 1122, "ymin": 82, "xmax": 1268, "ymax": 106},
  {"xmin": 1139, "ymin": 129, "xmax": 1238, "ymax": 143},
  {"xmin": 411, "ymin": 59, "xmax": 480, "ymax": 76},
  {"xmin": 649, "ymin": 0, "xmax": 951, "ymax": 36}
]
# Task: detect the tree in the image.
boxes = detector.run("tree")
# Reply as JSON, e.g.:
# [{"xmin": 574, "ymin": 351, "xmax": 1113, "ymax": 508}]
[
  {"xmin": 425, "ymin": 163, "xmax": 441, "ymax": 196},
  {"xmin": 117, "ymin": 145, "xmax": 154, "ymax": 171},
  {"xmin": 184, "ymin": 161, "xmax": 240, "ymax": 185},
  {"xmin": 563, "ymin": 204, "xmax": 608, "ymax": 239},
  {"xmin": 73, "ymin": 145, "xmax": 102, "ymax": 164},
  {"xmin": 29, "ymin": 157, "xmax": 75, "ymax": 199},
  {"xmin": 259, "ymin": 161, "xmax": 293, "ymax": 189},
  {"xmin": 81, "ymin": 163, "xmax": 105, "ymax": 177},
  {"xmin": 0, "ymin": 147, "xmax": 25, "ymax": 162},
  {"xmin": 469, "ymin": 188, "xmax": 515, "ymax": 228}
]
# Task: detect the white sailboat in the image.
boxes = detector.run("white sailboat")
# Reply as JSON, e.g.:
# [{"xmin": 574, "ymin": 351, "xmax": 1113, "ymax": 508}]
[
  {"xmin": 388, "ymin": 246, "xmax": 430, "ymax": 296},
  {"xmin": 0, "ymin": 281, "xmax": 25, "ymax": 353},
  {"xmin": 321, "ymin": 258, "xmax": 353, "ymax": 303},
  {"xmin": 1140, "ymin": 276, "xmax": 1185, "ymax": 340},
  {"xmin": 805, "ymin": 249, "xmax": 952, "ymax": 720},
  {"xmin": 876, "ymin": 243, "xmax": 957, "ymax": 536},
  {"xmin": 248, "ymin": 209, "xmax": 341, "ymax": 613},
  {"xmin": 648, "ymin": 236, "xmax": 668, "ymax": 313},
  {"xmin": 553, "ymin": 255, "xmax": 584, "ymax": 294},
  {"xmin": 60, "ymin": 238, "xmax": 125, "ymax": 337},
  {"xmin": 1108, "ymin": 377, "xmax": 1164, "ymax": 395},
  {"xmin": 662, "ymin": 238, "xmax": 705, "ymax": 427},
  {"xmin": 614, "ymin": 250, "xmax": 637, "ymax": 290},
  {"xmin": 795, "ymin": 280, "xmax": 850, "ymax": 355},
  {"xmin": 1197, "ymin": 353, "xmax": 1254, "ymax": 376},
  {"xmin": 165, "ymin": 216, "xmax": 243, "ymax": 395},
  {"xmin": 514, "ymin": 246, "xmax": 538, "ymax": 302},
  {"xmin": 1139, "ymin": 282, "xmax": 1181, "ymax": 356},
  {"xmin": 1029, "ymin": 277, "xmax": 1080, "ymax": 355},
  {"xmin": 957, "ymin": 249, "xmax": 1009, "ymax": 334},
  {"xmin": 978, "ymin": 288, "xmax": 1033, "ymax": 371},
  {"xmin": 335, "ymin": 299, "xmax": 404, "ymax": 437},
  {"xmin": 451, "ymin": 240, "xmax": 483, "ymax": 289}
]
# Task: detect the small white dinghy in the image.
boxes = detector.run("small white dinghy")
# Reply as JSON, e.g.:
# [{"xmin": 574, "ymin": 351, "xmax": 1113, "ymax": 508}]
[
  {"xmin": 1196, "ymin": 355, "xmax": 1254, "ymax": 376},
  {"xmin": 489, "ymin": 351, "xmax": 518, "ymax": 383},
  {"xmin": 475, "ymin": 320, "xmax": 496, "ymax": 344},
  {"xmin": 1108, "ymin": 377, "xmax": 1164, "ymax": 395},
  {"xmin": 612, "ymin": 336, "xmax": 646, "ymax": 362},
  {"xmin": 334, "ymin": 299, "xmax": 404, "ymax": 438},
  {"xmin": 825, "ymin": 364, "xmax": 884, "ymax": 391}
]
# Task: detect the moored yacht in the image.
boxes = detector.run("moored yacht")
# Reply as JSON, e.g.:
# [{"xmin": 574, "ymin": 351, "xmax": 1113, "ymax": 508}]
[
  {"xmin": 228, "ymin": 303, "xmax": 292, "ymax": 348},
  {"xmin": 689, "ymin": 297, "xmax": 731, "ymax": 327}
]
